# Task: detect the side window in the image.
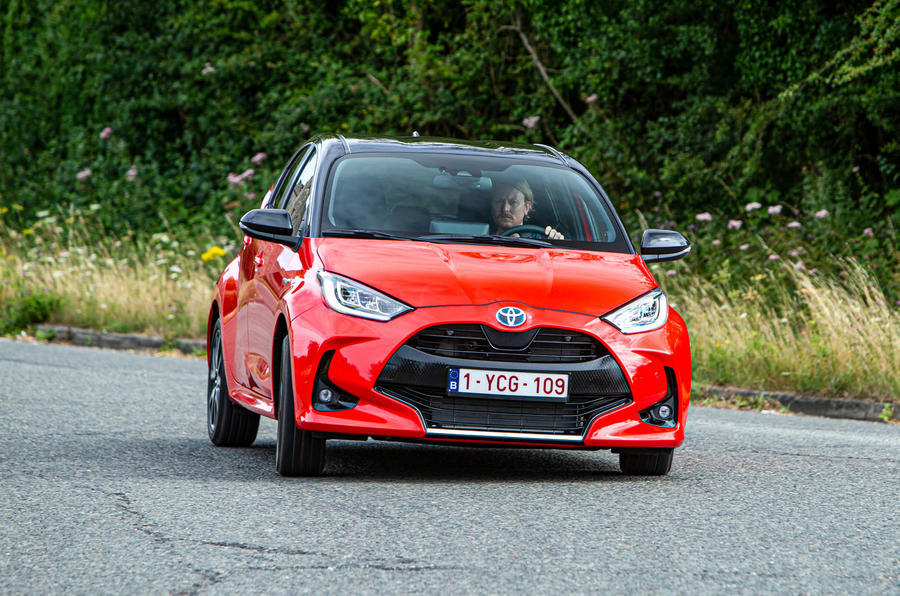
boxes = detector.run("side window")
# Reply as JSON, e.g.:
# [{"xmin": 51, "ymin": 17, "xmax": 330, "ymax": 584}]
[
  {"xmin": 269, "ymin": 147, "xmax": 311, "ymax": 211},
  {"xmin": 282, "ymin": 148, "xmax": 318, "ymax": 233}
]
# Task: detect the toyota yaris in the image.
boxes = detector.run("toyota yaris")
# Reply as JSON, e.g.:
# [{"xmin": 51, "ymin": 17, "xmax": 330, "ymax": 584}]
[{"xmin": 207, "ymin": 136, "xmax": 691, "ymax": 476}]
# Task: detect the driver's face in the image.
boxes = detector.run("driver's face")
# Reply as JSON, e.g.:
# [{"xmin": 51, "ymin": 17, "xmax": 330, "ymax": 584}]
[{"xmin": 491, "ymin": 187, "xmax": 527, "ymax": 233}]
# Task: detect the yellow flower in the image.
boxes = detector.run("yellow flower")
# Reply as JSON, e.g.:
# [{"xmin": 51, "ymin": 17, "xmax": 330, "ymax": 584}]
[
  {"xmin": 201, "ymin": 246, "xmax": 227, "ymax": 262},
  {"xmin": 22, "ymin": 228, "xmax": 34, "ymax": 235},
  {"xmin": 0, "ymin": 206, "xmax": 8, "ymax": 214},
  {"xmin": 12, "ymin": 204, "xmax": 23, "ymax": 211}
]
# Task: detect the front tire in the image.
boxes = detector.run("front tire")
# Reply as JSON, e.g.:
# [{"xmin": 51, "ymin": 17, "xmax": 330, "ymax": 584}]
[
  {"xmin": 276, "ymin": 335, "xmax": 325, "ymax": 477},
  {"xmin": 618, "ymin": 448, "xmax": 673, "ymax": 476},
  {"xmin": 207, "ymin": 318, "xmax": 259, "ymax": 446}
]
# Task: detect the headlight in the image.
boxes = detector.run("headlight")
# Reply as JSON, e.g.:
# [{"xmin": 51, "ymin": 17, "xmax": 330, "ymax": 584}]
[
  {"xmin": 602, "ymin": 289, "xmax": 668, "ymax": 334},
  {"xmin": 317, "ymin": 271, "xmax": 412, "ymax": 321}
]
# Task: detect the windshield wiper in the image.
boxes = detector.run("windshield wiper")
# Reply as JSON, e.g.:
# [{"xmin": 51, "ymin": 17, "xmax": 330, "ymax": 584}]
[
  {"xmin": 419, "ymin": 234, "xmax": 552, "ymax": 248},
  {"xmin": 322, "ymin": 229, "xmax": 423, "ymax": 241}
]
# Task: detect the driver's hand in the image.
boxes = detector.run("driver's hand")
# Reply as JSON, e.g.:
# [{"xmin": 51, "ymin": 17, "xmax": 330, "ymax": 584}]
[{"xmin": 545, "ymin": 226, "xmax": 564, "ymax": 239}]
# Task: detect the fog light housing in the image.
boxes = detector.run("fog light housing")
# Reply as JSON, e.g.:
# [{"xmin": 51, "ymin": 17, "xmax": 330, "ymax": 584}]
[
  {"xmin": 312, "ymin": 351, "xmax": 360, "ymax": 412},
  {"xmin": 639, "ymin": 368, "xmax": 678, "ymax": 428}
]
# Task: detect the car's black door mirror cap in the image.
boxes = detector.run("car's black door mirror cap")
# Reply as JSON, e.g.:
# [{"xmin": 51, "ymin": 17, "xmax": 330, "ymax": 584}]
[
  {"xmin": 239, "ymin": 209, "xmax": 303, "ymax": 248},
  {"xmin": 640, "ymin": 229, "xmax": 691, "ymax": 263}
]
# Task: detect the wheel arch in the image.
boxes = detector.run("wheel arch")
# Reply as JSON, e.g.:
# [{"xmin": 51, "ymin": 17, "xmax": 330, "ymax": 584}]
[
  {"xmin": 206, "ymin": 300, "xmax": 221, "ymax": 368},
  {"xmin": 271, "ymin": 314, "xmax": 290, "ymax": 420}
]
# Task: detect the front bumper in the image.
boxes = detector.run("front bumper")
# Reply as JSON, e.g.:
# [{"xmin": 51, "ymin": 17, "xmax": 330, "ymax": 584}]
[{"xmin": 289, "ymin": 301, "xmax": 691, "ymax": 449}]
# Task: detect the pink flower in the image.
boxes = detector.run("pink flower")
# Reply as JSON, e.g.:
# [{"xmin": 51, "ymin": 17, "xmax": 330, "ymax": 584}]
[
  {"xmin": 666, "ymin": 270, "xmax": 677, "ymax": 276},
  {"xmin": 245, "ymin": 192, "xmax": 257, "ymax": 200},
  {"xmin": 584, "ymin": 93, "xmax": 598, "ymax": 104},
  {"xmin": 76, "ymin": 168, "xmax": 92, "ymax": 181},
  {"xmin": 99, "ymin": 127, "xmax": 112, "ymax": 139},
  {"xmin": 739, "ymin": 243, "xmax": 750, "ymax": 251},
  {"xmin": 300, "ymin": 122, "xmax": 310, "ymax": 133},
  {"xmin": 814, "ymin": 209, "xmax": 829, "ymax": 219},
  {"xmin": 727, "ymin": 219, "xmax": 743, "ymax": 230},
  {"xmin": 767, "ymin": 205, "xmax": 782, "ymax": 215},
  {"xmin": 863, "ymin": 227, "xmax": 874, "ymax": 237},
  {"xmin": 809, "ymin": 269, "xmax": 818, "ymax": 275},
  {"xmin": 852, "ymin": 166, "xmax": 859, "ymax": 173},
  {"xmin": 240, "ymin": 168, "xmax": 254, "ymax": 179},
  {"xmin": 522, "ymin": 115, "xmax": 540, "ymax": 129},
  {"xmin": 126, "ymin": 164, "xmax": 138, "ymax": 182},
  {"xmin": 227, "ymin": 172, "xmax": 244, "ymax": 187},
  {"xmin": 744, "ymin": 202, "xmax": 761, "ymax": 212},
  {"xmin": 794, "ymin": 261, "xmax": 805, "ymax": 271},
  {"xmin": 250, "ymin": 152, "xmax": 267, "ymax": 165},
  {"xmin": 712, "ymin": 239, "xmax": 721, "ymax": 246},
  {"xmin": 653, "ymin": 190, "xmax": 662, "ymax": 198},
  {"xmin": 695, "ymin": 212, "xmax": 712, "ymax": 222},
  {"xmin": 787, "ymin": 248, "xmax": 802, "ymax": 258},
  {"xmin": 768, "ymin": 254, "xmax": 780, "ymax": 261},
  {"xmin": 787, "ymin": 221, "xmax": 802, "ymax": 229},
  {"xmin": 201, "ymin": 62, "xmax": 215, "ymax": 75}
]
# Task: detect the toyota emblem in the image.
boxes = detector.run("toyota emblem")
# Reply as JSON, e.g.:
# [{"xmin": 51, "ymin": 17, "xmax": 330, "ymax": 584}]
[{"xmin": 496, "ymin": 306, "xmax": 527, "ymax": 328}]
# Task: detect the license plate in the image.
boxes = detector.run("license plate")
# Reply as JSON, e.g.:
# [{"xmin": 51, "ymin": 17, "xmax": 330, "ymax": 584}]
[{"xmin": 447, "ymin": 368, "xmax": 568, "ymax": 400}]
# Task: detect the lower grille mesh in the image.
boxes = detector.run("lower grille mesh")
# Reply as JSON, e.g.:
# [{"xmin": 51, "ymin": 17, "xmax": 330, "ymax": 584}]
[{"xmin": 378, "ymin": 384, "xmax": 629, "ymax": 435}]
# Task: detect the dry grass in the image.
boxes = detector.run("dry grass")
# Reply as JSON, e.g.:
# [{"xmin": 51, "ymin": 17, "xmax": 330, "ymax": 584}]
[
  {"xmin": 3, "ymin": 211, "xmax": 898, "ymax": 400},
  {"xmin": 667, "ymin": 261, "xmax": 900, "ymax": 401}
]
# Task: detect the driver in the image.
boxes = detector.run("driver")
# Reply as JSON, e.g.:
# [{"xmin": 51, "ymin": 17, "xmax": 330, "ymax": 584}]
[{"xmin": 490, "ymin": 179, "xmax": 564, "ymax": 239}]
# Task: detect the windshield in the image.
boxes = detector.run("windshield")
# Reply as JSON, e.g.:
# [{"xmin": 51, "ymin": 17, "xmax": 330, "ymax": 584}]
[{"xmin": 319, "ymin": 153, "xmax": 630, "ymax": 253}]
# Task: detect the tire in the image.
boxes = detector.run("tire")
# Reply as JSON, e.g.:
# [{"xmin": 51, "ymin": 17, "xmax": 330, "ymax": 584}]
[
  {"xmin": 275, "ymin": 335, "xmax": 325, "ymax": 477},
  {"xmin": 207, "ymin": 318, "xmax": 260, "ymax": 446},
  {"xmin": 618, "ymin": 448, "xmax": 673, "ymax": 476}
]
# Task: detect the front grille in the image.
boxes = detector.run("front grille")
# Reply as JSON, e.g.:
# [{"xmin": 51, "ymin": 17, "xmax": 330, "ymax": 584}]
[
  {"xmin": 376, "ymin": 325, "xmax": 632, "ymax": 437},
  {"xmin": 408, "ymin": 324, "xmax": 605, "ymax": 363},
  {"xmin": 378, "ymin": 384, "xmax": 630, "ymax": 435}
]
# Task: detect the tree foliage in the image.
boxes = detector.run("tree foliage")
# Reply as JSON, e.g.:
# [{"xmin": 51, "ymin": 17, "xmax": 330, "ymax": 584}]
[{"xmin": 1, "ymin": 0, "xmax": 898, "ymax": 237}]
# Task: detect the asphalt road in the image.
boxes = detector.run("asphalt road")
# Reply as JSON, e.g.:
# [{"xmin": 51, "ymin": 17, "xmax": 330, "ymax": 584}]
[{"xmin": 1, "ymin": 339, "xmax": 897, "ymax": 595}]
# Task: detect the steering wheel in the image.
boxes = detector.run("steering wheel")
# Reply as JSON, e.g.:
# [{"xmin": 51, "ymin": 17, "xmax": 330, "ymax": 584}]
[{"xmin": 499, "ymin": 224, "xmax": 549, "ymax": 239}]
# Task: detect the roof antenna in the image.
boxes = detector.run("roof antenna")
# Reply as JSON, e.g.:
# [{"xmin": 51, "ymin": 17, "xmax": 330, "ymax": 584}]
[{"xmin": 411, "ymin": 130, "xmax": 420, "ymax": 137}]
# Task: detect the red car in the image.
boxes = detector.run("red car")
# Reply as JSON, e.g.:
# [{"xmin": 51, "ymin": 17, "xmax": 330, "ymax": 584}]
[{"xmin": 207, "ymin": 136, "xmax": 691, "ymax": 476}]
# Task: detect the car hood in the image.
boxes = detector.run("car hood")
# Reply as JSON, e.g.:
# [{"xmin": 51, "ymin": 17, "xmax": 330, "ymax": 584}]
[{"xmin": 314, "ymin": 239, "xmax": 657, "ymax": 316}]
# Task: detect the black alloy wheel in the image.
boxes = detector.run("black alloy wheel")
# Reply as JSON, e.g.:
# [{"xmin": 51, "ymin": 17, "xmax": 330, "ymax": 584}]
[
  {"xmin": 618, "ymin": 448, "xmax": 674, "ymax": 476},
  {"xmin": 276, "ymin": 335, "xmax": 326, "ymax": 476},
  {"xmin": 207, "ymin": 318, "xmax": 260, "ymax": 446}
]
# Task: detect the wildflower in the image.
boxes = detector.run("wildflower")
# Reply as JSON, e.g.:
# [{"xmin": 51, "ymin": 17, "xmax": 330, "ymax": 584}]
[
  {"xmin": 584, "ymin": 93, "xmax": 598, "ymax": 104},
  {"xmin": 814, "ymin": 209, "xmax": 829, "ymax": 219},
  {"xmin": 695, "ymin": 212, "xmax": 712, "ymax": 222},
  {"xmin": 787, "ymin": 248, "xmax": 802, "ymax": 258},
  {"xmin": 786, "ymin": 221, "xmax": 802, "ymax": 229},
  {"xmin": 36, "ymin": 210, "xmax": 49, "ymax": 218},
  {"xmin": 767, "ymin": 205, "xmax": 782, "ymax": 215},
  {"xmin": 201, "ymin": 246, "xmax": 227, "ymax": 262},
  {"xmin": 250, "ymin": 152, "xmax": 267, "ymax": 164},
  {"xmin": 739, "ymin": 243, "xmax": 749, "ymax": 251},
  {"xmin": 712, "ymin": 239, "xmax": 721, "ymax": 246},
  {"xmin": 227, "ymin": 172, "xmax": 244, "ymax": 187},
  {"xmin": 300, "ymin": 122, "xmax": 310, "ymax": 133},
  {"xmin": 768, "ymin": 254, "xmax": 780, "ymax": 261},
  {"xmin": 22, "ymin": 228, "xmax": 33, "ymax": 235},
  {"xmin": 0, "ymin": 206, "xmax": 6, "ymax": 214},
  {"xmin": 522, "ymin": 115, "xmax": 540, "ymax": 129},
  {"xmin": 169, "ymin": 265, "xmax": 182, "ymax": 274},
  {"xmin": 653, "ymin": 190, "xmax": 662, "ymax": 198},
  {"xmin": 76, "ymin": 168, "xmax": 92, "ymax": 180},
  {"xmin": 727, "ymin": 219, "xmax": 743, "ymax": 230},
  {"xmin": 245, "ymin": 193, "xmax": 257, "ymax": 200},
  {"xmin": 12, "ymin": 204, "xmax": 23, "ymax": 211},
  {"xmin": 241, "ymin": 168, "xmax": 254, "ymax": 179},
  {"xmin": 852, "ymin": 166, "xmax": 859, "ymax": 173},
  {"xmin": 794, "ymin": 261, "xmax": 805, "ymax": 270},
  {"xmin": 99, "ymin": 127, "xmax": 112, "ymax": 139},
  {"xmin": 808, "ymin": 268, "xmax": 818, "ymax": 275},
  {"xmin": 201, "ymin": 62, "xmax": 215, "ymax": 75},
  {"xmin": 863, "ymin": 227, "xmax": 874, "ymax": 237},
  {"xmin": 666, "ymin": 270, "xmax": 677, "ymax": 276},
  {"xmin": 745, "ymin": 202, "xmax": 761, "ymax": 212},
  {"xmin": 126, "ymin": 165, "xmax": 138, "ymax": 182}
]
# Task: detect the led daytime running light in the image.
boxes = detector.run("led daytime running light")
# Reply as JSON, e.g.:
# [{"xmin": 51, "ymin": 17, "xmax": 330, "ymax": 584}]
[
  {"xmin": 602, "ymin": 289, "xmax": 668, "ymax": 334},
  {"xmin": 317, "ymin": 271, "xmax": 412, "ymax": 321}
]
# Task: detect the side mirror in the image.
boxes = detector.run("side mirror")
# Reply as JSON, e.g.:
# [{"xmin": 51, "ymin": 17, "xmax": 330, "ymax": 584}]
[
  {"xmin": 640, "ymin": 229, "xmax": 691, "ymax": 263},
  {"xmin": 239, "ymin": 209, "xmax": 302, "ymax": 248}
]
